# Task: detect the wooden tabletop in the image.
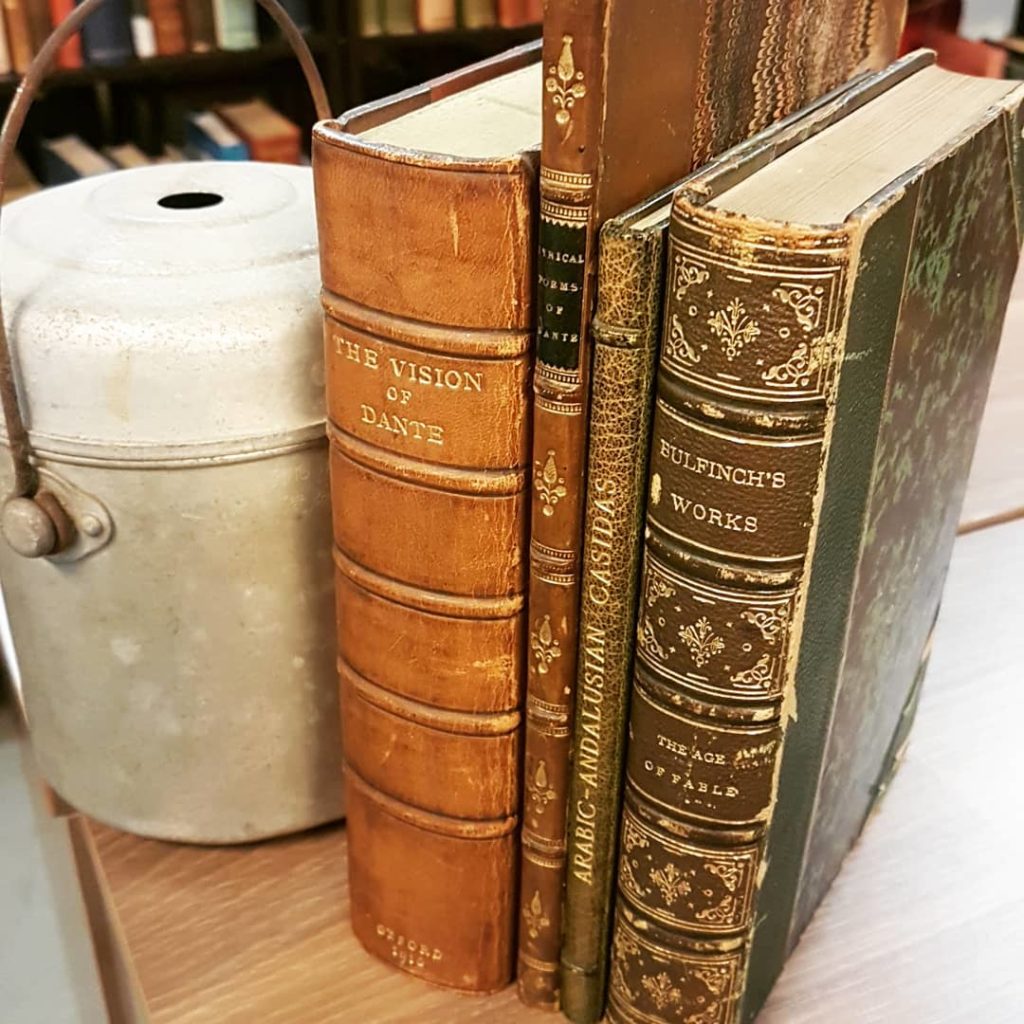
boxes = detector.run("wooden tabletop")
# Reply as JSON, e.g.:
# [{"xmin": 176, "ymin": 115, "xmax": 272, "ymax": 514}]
[{"xmin": 42, "ymin": 283, "xmax": 1024, "ymax": 1023}]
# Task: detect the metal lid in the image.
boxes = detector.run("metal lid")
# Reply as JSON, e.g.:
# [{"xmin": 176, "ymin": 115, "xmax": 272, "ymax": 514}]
[{"xmin": 0, "ymin": 162, "xmax": 324, "ymax": 462}]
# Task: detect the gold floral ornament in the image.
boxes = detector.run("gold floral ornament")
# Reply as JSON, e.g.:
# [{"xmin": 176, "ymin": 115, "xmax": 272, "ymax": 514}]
[
  {"xmin": 740, "ymin": 608, "xmax": 783, "ymax": 644},
  {"xmin": 705, "ymin": 861, "xmax": 741, "ymax": 893},
  {"xmin": 637, "ymin": 615, "xmax": 671, "ymax": 663},
  {"xmin": 535, "ymin": 449, "xmax": 567, "ymax": 517},
  {"xmin": 649, "ymin": 861, "xmax": 692, "ymax": 907},
  {"xmin": 666, "ymin": 313, "xmax": 700, "ymax": 366},
  {"xmin": 546, "ymin": 35, "xmax": 587, "ymax": 136},
  {"xmin": 526, "ymin": 759, "xmax": 557, "ymax": 816},
  {"xmin": 641, "ymin": 972, "xmax": 682, "ymax": 1012},
  {"xmin": 763, "ymin": 340, "xmax": 815, "ymax": 389},
  {"xmin": 531, "ymin": 615, "xmax": 562, "ymax": 674},
  {"xmin": 692, "ymin": 964, "xmax": 731, "ymax": 997},
  {"xmin": 673, "ymin": 253, "xmax": 711, "ymax": 299},
  {"xmin": 707, "ymin": 297, "xmax": 761, "ymax": 361},
  {"xmin": 645, "ymin": 572, "xmax": 677, "ymax": 608},
  {"xmin": 523, "ymin": 890, "xmax": 550, "ymax": 939},
  {"xmin": 772, "ymin": 281, "xmax": 824, "ymax": 333},
  {"xmin": 610, "ymin": 927, "xmax": 640, "ymax": 1002},
  {"xmin": 679, "ymin": 617, "xmax": 725, "ymax": 668},
  {"xmin": 695, "ymin": 894, "xmax": 736, "ymax": 926},
  {"xmin": 730, "ymin": 653, "xmax": 774, "ymax": 692}
]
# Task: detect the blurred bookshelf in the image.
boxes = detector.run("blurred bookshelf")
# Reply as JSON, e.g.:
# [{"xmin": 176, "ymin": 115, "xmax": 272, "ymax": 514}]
[{"xmin": 1, "ymin": 1, "xmax": 540, "ymax": 190}]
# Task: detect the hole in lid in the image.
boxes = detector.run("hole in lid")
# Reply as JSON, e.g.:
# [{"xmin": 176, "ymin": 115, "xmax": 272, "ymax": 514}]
[{"xmin": 157, "ymin": 192, "xmax": 224, "ymax": 210}]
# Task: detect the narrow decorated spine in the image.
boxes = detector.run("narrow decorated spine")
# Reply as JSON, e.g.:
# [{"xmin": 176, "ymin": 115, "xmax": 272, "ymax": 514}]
[
  {"xmin": 518, "ymin": 2, "xmax": 607, "ymax": 1008},
  {"xmin": 560, "ymin": 211, "xmax": 668, "ymax": 1023},
  {"xmin": 313, "ymin": 62, "xmax": 537, "ymax": 991},
  {"xmin": 606, "ymin": 199, "xmax": 852, "ymax": 1024}
]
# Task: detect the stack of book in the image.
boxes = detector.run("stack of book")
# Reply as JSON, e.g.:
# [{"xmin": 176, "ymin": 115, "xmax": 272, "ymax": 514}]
[
  {"xmin": 20, "ymin": 98, "xmax": 300, "ymax": 189},
  {"xmin": 312, "ymin": 3, "xmax": 1022, "ymax": 1023},
  {"xmin": 3, "ymin": 0, "xmax": 1017, "ymax": 1018},
  {"xmin": 357, "ymin": 0, "xmax": 541, "ymax": 35},
  {"xmin": 0, "ymin": 0, "xmax": 311, "ymax": 73}
]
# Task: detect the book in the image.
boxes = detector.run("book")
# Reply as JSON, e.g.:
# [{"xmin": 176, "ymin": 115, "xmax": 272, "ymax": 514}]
[
  {"xmin": 103, "ymin": 142, "xmax": 151, "ymax": 167},
  {"xmin": 459, "ymin": 0, "xmax": 494, "ymax": 28},
  {"xmin": 4, "ymin": 151, "xmax": 40, "ymax": 203},
  {"xmin": 521, "ymin": 0, "xmax": 907, "ymax": 1011},
  {"xmin": 129, "ymin": 0, "xmax": 156, "ymax": 55},
  {"xmin": 211, "ymin": 0, "xmax": 256, "ymax": 49},
  {"xmin": 185, "ymin": 110, "xmax": 249, "ymax": 160},
  {"xmin": 0, "ymin": 7, "xmax": 10, "ymax": 74},
  {"xmin": 311, "ymin": 42, "xmax": 541, "ymax": 993},
  {"xmin": 77, "ymin": 0, "xmax": 134, "ymax": 64},
  {"xmin": 215, "ymin": 99, "xmax": 300, "ymax": 163},
  {"xmin": 47, "ymin": 0, "xmax": 83, "ymax": 68},
  {"xmin": 181, "ymin": 0, "xmax": 215, "ymax": 50},
  {"xmin": 357, "ymin": 0, "xmax": 382, "ymax": 36},
  {"xmin": 41, "ymin": 135, "xmax": 114, "ymax": 184},
  {"xmin": 381, "ymin": 0, "xmax": 414, "ymax": 34},
  {"xmin": 23, "ymin": 0, "xmax": 51, "ymax": 54},
  {"xmin": 276, "ymin": 0, "xmax": 309, "ymax": 32},
  {"xmin": 416, "ymin": 0, "xmax": 455, "ymax": 32},
  {"xmin": 608, "ymin": 52, "xmax": 1024, "ymax": 1024},
  {"xmin": 146, "ymin": 0, "xmax": 187, "ymax": 54},
  {"xmin": 495, "ymin": 0, "xmax": 524, "ymax": 27},
  {"xmin": 560, "ymin": 186, "xmax": 671, "ymax": 1022},
  {"xmin": 153, "ymin": 143, "xmax": 186, "ymax": 161},
  {"xmin": 3, "ymin": 0, "xmax": 35, "ymax": 73}
]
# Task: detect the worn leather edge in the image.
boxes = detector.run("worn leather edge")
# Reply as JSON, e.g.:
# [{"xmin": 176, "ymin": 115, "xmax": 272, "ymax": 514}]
[
  {"xmin": 328, "ymin": 425, "xmax": 527, "ymax": 495},
  {"xmin": 322, "ymin": 290, "xmax": 533, "ymax": 360},
  {"xmin": 339, "ymin": 657, "xmax": 521, "ymax": 737},
  {"xmin": 333, "ymin": 545, "xmax": 524, "ymax": 619},
  {"xmin": 345, "ymin": 764, "xmax": 519, "ymax": 839}
]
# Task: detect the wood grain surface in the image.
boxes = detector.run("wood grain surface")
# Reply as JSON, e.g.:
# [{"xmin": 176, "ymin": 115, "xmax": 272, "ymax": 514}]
[
  {"xmin": 76, "ymin": 520, "xmax": 1024, "ymax": 1024},
  {"xmin": 52, "ymin": 277, "xmax": 1024, "ymax": 1023}
]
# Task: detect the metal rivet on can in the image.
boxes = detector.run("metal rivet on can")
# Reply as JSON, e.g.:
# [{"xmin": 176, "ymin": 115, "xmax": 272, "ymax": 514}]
[
  {"xmin": 80, "ymin": 514, "xmax": 103, "ymax": 538},
  {"xmin": 1, "ymin": 497, "xmax": 57, "ymax": 559}
]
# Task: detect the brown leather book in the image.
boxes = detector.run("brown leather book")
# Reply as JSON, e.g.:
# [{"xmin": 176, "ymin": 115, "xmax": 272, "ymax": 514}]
[
  {"xmin": 312, "ymin": 43, "xmax": 541, "ymax": 994},
  {"xmin": 47, "ymin": 0, "xmax": 83, "ymax": 68},
  {"xmin": 495, "ymin": 0, "xmax": 525, "ymax": 27},
  {"xmin": 23, "ymin": 0, "xmax": 50, "ymax": 54},
  {"xmin": 460, "ymin": 0, "xmax": 494, "ymax": 29},
  {"xmin": 381, "ymin": 0, "xmax": 415, "ymax": 33},
  {"xmin": 3, "ymin": 0, "xmax": 35, "ymax": 73},
  {"xmin": 216, "ymin": 99, "xmax": 301, "ymax": 163},
  {"xmin": 519, "ymin": 0, "xmax": 907, "ymax": 1011},
  {"xmin": 416, "ymin": 0, "xmax": 455, "ymax": 31},
  {"xmin": 608, "ymin": 53, "xmax": 1024, "ymax": 1024},
  {"xmin": 146, "ymin": 0, "xmax": 187, "ymax": 54},
  {"xmin": 182, "ymin": 0, "xmax": 215, "ymax": 50}
]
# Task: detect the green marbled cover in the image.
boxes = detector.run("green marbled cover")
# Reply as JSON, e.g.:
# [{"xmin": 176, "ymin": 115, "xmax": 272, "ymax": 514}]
[{"xmin": 744, "ymin": 84, "xmax": 1024, "ymax": 1019}]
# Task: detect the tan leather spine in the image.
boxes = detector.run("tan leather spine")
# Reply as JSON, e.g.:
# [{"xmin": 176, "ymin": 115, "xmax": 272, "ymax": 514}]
[
  {"xmin": 312, "ymin": 47, "xmax": 539, "ymax": 994},
  {"xmin": 3, "ymin": 0, "xmax": 35, "ymax": 73}
]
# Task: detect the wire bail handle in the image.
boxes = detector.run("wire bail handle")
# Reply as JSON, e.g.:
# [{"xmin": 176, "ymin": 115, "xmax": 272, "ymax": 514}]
[{"xmin": 0, "ymin": 0, "xmax": 331, "ymax": 558}]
